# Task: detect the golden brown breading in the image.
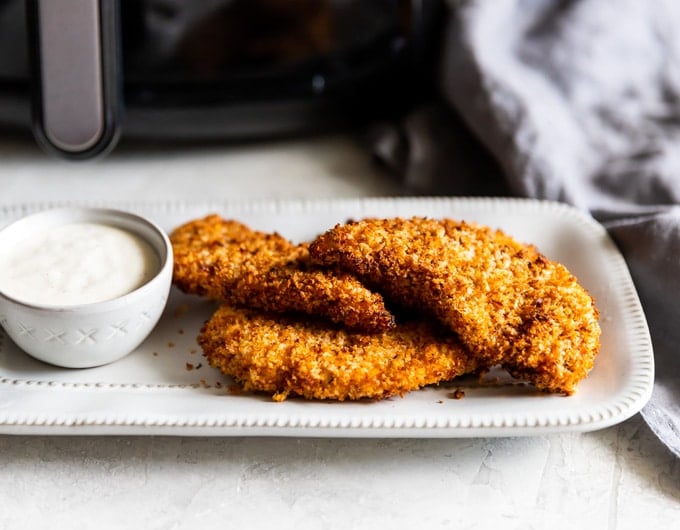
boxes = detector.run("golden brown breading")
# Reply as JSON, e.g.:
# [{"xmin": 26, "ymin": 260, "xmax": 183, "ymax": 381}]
[
  {"xmin": 170, "ymin": 215, "xmax": 394, "ymax": 332},
  {"xmin": 236, "ymin": 254, "xmax": 397, "ymax": 331},
  {"xmin": 198, "ymin": 304, "xmax": 477, "ymax": 401},
  {"xmin": 308, "ymin": 217, "xmax": 601, "ymax": 394},
  {"xmin": 170, "ymin": 215, "xmax": 300, "ymax": 299}
]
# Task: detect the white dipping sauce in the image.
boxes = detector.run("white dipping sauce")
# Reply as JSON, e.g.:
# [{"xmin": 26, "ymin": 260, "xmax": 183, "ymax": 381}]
[{"xmin": 0, "ymin": 222, "xmax": 159, "ymax": 306}]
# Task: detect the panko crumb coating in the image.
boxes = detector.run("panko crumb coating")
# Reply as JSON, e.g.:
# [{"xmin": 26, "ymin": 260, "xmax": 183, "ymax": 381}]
[
  {"xmin": 198, "ymin": 305, "xmax": 478, "ymax": 401},
  {"xmin": 309, "ymin": 217, "xmax": 601, "ymax": 395},
  {"xmin": 170, "ymin": 214, "xmax": 297, "ymax": 299},
  {"xmin": 170, "ymin": 215, "xmax": 394, "ymax": 332}
]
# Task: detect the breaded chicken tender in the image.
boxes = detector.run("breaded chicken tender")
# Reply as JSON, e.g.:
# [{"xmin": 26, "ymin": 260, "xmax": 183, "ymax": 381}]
[
  {"xmin": 170, "ymin": 215, "xmax": 394, "ymax": 332},
  {"xmin": 170, "ymin": 215, "xmax": 298, "ymax": 299},
  {"xmin": 199, "ymin": 305, "xmax": 477, "ymax": 401},
  {"xmin": 308, "ymin": 217, "xmax": 601, "ymax": 394}
]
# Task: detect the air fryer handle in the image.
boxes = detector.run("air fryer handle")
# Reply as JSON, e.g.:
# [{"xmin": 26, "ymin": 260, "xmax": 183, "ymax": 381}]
[{"xmin": 26, "ymin": 0, "xmax": 121, "ymax": 159}]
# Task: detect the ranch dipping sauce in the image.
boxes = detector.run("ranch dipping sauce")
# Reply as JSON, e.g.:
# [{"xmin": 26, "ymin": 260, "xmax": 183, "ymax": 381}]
[{"xmin": 0, "ymin": 222, "xmax": 159, "ymax": 306}]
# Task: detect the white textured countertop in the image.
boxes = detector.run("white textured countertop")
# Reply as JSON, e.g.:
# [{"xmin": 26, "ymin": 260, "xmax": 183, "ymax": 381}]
[{"xmin": 0, "ymin": 134, "xmax": 678, "ymax": 530}]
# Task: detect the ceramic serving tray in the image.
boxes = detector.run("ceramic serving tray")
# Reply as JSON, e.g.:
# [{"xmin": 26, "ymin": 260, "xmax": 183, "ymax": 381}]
[{"xmin": 0, "ymin": 197, "xmax": 654, "ymax": 437}]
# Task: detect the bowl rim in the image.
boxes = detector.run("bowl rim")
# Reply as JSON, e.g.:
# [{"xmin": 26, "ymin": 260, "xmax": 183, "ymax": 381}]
[{"xmin": 0, "ymin": 206, "xmax": 173, "ymax": 313}]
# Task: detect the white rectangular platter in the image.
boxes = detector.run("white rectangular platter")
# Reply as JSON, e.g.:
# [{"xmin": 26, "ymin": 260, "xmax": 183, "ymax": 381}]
[{"xmin": 0, "ymin": 197, "xmax": 654, "ymax": 437}]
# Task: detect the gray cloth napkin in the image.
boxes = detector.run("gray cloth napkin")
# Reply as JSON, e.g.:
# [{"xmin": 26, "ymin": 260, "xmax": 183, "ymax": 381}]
[{"xmin": 371, "ymin": 0, "xmax": 680, "ymax": 456}]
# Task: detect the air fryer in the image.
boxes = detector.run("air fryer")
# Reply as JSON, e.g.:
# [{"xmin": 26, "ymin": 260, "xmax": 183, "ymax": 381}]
[{"xmin": 0, "ymin": 0, "xmax": 441, "ymax": 159}]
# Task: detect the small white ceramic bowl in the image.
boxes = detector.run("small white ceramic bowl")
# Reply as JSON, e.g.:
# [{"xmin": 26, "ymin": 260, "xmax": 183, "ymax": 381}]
[{"xmin": 0, "ymin": 207, "xmax": 173, "ymax": 368}]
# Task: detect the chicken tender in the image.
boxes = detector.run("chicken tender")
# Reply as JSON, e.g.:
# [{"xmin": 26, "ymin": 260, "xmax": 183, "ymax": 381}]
[
  {"xmin": 170, "ymin": 215, "xmax": 298, "ymax": 299},
  {"xmin": 308, "ymin": 217, "xmax": 601, "ymax": 394},
  {"xmin": 199, "ymin": 304, "xmax": 477, "ymax": 401},
  {"xmin": 170, "ymin": 215, "xmax": 394, "ymax": 331}
]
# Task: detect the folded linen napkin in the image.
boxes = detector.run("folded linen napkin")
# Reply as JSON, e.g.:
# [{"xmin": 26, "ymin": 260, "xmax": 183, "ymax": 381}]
[{"xmin": 371, "ymin": 0, "xmax": 680, "ymax": 456}]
